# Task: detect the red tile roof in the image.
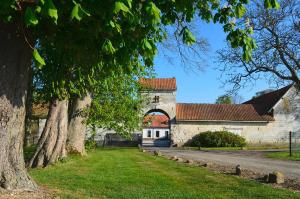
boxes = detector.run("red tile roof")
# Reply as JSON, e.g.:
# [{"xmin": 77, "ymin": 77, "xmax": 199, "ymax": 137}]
[
  {"xmin": 143, "ymin": 114, "xmax": 169, "ymax": 128},
  {"xmin": 176, "ymin": 103, "xmax": 274, "ymax": 121},
  {"xmin": 139, "ymin": 78, "xmax": 176, "ymax": 91},
  {"xmin": 243, "ymin": 85, "xmax": 292, "ymax": 115}
]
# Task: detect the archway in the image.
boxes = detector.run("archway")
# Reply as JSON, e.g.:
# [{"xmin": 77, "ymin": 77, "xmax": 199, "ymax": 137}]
[{"xmin": 142, "ymin": 109, "xmax": 171, "ymax": 147}]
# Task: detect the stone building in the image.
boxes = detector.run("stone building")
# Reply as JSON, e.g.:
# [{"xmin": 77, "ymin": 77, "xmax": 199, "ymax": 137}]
[{"xmin": 140, "ymin": 78, "xmax": 300, "ymax": 147}]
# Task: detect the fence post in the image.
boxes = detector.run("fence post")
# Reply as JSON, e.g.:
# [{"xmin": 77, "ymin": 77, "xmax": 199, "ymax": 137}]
[{"xmin": 289, "ymin": 131, "xmax": 292, "ymax": 157}]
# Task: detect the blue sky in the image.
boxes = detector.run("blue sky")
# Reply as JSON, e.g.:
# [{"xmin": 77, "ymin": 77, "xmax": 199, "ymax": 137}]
[{"xmin": 153, "ymin": 22, "xmax": 271, "ymax": 104}]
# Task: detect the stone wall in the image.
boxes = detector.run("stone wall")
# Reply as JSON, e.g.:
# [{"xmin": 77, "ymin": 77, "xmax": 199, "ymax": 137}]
[
  {"xmin": 141, "ymin": 90, "xmax": 176, "ymax": 120},
  {"xmin": 171, "ymin": 121, "xmax": 279, "ymax": 146}
]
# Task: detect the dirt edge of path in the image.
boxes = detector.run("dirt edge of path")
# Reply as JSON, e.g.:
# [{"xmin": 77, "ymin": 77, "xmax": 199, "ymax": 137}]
[{"xmin": 0, "ymin": 186, "xmax": 59, "ymax": 199}]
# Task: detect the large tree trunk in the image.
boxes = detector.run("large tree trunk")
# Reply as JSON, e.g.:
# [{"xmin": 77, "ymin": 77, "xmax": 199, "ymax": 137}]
[
  {"xmin": 67, "ymin": 94, "xmax": 92, "ymax": 155},
  {"xmin": 24, "ymin": 67, "xmax": 33, "ymax": 148},
  {"xmin": 0, "ymin": 22, "xmax": 37, "ymax": 190},
  {"xmin": 28, "ymin": 99, "xmax": 68, "ymax": 168}
]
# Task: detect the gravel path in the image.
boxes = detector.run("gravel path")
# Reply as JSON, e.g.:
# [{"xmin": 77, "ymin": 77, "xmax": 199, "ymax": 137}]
[{"xmin": 151, "ymin": 148, "xmax": 300, "ymax": 179}]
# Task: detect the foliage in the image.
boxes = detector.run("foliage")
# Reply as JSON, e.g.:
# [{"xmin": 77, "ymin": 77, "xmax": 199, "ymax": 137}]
[
  {"xmin": 29, "ymin": 148, "xmax": 300, "ymax": 198},
  {"xmin": 87, "ymin": 71, "xmax": 144, "ymax": 139},
  {"xmin": 84, "ymin": 126, "xmax": 97, "ymax": 151},
  {"xmin": 215, "ymin": 95, "xmax": 233, "ymax": 104},
  {"xmin": 218, "ymin": 0, "xmax": 300, "ymax": 92},
  {"xmin": 1, "ymin": 1, "xmax": 281, "ymax": 72},
  {"xmin": 191, "ymin": 131, "xmax": 246, "ymax": 147}
]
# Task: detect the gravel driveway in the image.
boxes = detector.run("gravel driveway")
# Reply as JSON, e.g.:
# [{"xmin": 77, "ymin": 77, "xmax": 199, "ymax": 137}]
[{"xmin": 150, "ymin": 148, "xmax": 300, "ymax": 179}]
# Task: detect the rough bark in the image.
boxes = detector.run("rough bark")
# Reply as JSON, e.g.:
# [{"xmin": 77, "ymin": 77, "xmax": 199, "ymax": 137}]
[
  {"xmin": 0, "ymin": 22, "xmax": 37, "ymax": 190},
  {"xmin": 67, "ymin": 94, "xmax": 92, "ymax": 155},
  {"xmin": 28, "ymin": 99, "xmax": 69, "ymax": 168},
  {"xmin": 24, "ymin": 68, "xmax": 33, "ymax": 147}
]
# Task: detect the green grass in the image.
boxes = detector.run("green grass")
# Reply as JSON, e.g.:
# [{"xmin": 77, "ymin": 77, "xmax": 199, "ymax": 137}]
[
  {"xmin": 265, "ymin": 151, "xmax": 300, "ymax": 161},
  {"xmin": 29, "ymin": 148, "xmax": 300, "ymax": 199},
  {"xmin": 24, "ymin": 145, "xmax": 37, "ymax": 161},
  {"xmin": 183, "ymin": 147, "xmax": 244, "ymax": 151},
  {"xmin": 183, "ymin": 145, "xmax": 288, "ymax": 151}
]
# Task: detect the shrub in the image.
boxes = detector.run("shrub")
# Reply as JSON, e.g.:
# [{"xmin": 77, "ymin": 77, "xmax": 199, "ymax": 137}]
[
  {"xmin": 85, "ymin": 128, "xmax": 97, "ymax": 151},
  {"xmin": 191, "ymin": 131, "xmax": 246, "ymax": 148}
]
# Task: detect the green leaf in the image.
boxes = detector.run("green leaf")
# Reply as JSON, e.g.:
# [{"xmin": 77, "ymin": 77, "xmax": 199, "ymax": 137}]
[
  {"xmin": 71, "ymin": 3, "xmax": 80, "ymax": 21},
  {"xmin": 272, "ymin": 0, "xmax": 280, "ymax": 9},
  {"xmin": 35, "ymin": 6, "xmax": 42, "ymax": 13},
  {"xmin": 182, "ymin": 28, "xmax": 196, "ymax": 45},
  {"xmin": 264, "ymin": 0, "xmax": 272, "ymax": 9},
  {"xmin": 141, "ymin": 39, "xmax": 152, "ymax": 50},
  {"xmin": 109, "ymin": 20, "xmax": 122, "ymax": 33},
  {"xmin": 264, "ymin": 0, "xmax": 280, "ymax": 9},
  {"xmin": 102, "ymin": 39, "xmax": 116, "ymax": 54},
  {"xmin": 44, "ymin": 0, "xmax": 58, "ymax": 24},
  {"xmin": 145, "ymin": 2, "xmax": 161, "ymax": 24},
  {"xmin": 235, "ymin": 4, "xmax": 246, "ymax": 18},
  {"xmin": 114, "ymin": 2, "xmax": 130, "ymax": 14},
  {"xmin": 124, "ymin": 0, "xmax": 132, "ymax": 9},
  {"xmin": 71, "ymin": 1, "xmax": 91, "ymax": 21},
  {"xmin": 33, "ymin": 49, "xmax": 46, "ymax": 67},
  {"xmin": 25, "ymin": 7, "xmax": 38, "ymax": 26}
]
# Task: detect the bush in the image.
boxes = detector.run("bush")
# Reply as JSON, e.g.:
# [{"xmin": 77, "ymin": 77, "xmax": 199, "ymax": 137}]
[
  {"xmin": 191, "ymin": 131, "xmax": 246, "ymax": 148},
  {"xmin": 85, "ymin": 128, "xmax": 97, "ymax": 151}
]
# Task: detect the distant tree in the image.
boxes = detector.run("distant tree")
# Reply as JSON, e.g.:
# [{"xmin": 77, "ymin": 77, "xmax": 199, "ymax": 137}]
[
  {"xmin": 215, "ymin": 95, "xmax": 233, "ymax": 104},
  {"xmin": 218, "ymin": 0, "xmax": 300, "ymax": 92}
]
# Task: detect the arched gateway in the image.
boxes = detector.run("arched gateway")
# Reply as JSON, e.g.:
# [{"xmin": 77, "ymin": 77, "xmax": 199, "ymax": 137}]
[{"xmin": 139, "ymin": 78, "xmax": 177, "ymax": 147}]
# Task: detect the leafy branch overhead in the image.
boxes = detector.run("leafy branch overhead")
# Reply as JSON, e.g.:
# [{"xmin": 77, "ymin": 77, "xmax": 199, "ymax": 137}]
[{"xmin": 1, "ymin": 0, "xmax": 280, "ymax": 68}]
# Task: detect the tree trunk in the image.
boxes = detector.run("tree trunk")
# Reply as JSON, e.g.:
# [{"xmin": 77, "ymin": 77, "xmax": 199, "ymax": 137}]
[
  {"xmin": 24, "ymin": 67, "xmax": 33, "ymax": 147},
  {"xmin": 28, "ymin": 99, "xmax": 69, "ymax": 168},
  {"xmin": 0, "ymin": 22, "xmax": 37, "ymax": 190},
  {"xmin": 67, "ymin": 94, "xmax": 92, "ymax": 155}
]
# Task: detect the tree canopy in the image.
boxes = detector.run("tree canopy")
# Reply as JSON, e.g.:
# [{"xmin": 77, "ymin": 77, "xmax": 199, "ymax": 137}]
[
  {"xmin": 1, "ymin": 0, "xmax": 280, "ymax": 69},
  {"xmin": 215, "ymin": 95, "xmax": 233, "ymax": 104}
]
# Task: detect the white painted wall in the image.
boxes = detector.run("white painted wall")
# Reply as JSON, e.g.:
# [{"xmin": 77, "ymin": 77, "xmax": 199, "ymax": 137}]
[{"xmin": 142, "ymin": 128, "xmax": 169, "ymax": 139}]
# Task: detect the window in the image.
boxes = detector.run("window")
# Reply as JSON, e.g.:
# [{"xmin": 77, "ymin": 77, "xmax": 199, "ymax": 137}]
[
  {"xmin": 165, "ymin": 131, "xmax": 169, "ymax": 137},
  {"xmin": 154, "ymin": 96, "xmax": 159, "ymax": 103},
  {"xmin": 147, "ymin": 130, "xmax": 151, "ymax": 138},
  {"xmin": 156, "ymin": 131, "xmax": 160, "ymax": 138}
]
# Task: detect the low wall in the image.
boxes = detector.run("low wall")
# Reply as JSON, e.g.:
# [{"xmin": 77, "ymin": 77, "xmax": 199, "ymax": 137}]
[{"xmin": 171, "ymin": 121, "xmax": 290, "ymax": 146}]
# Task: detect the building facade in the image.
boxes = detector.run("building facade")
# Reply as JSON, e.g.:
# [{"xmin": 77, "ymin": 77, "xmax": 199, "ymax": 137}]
[
  {"xmin": 140, "ymin": 78, "xmax": 300, "ymax": 147},
  {"xmin": 33, "ymin": 78, "xmax": 300, "ymax": 147}
]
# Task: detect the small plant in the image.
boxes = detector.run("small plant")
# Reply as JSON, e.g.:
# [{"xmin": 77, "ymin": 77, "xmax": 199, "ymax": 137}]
[
  {"xmin": 191, "ymin": 131, "xmax": 246, "ymax": 148},
  {"xmin": 85, "ymin": 126, "xmax": 97, "ymax": 151}
]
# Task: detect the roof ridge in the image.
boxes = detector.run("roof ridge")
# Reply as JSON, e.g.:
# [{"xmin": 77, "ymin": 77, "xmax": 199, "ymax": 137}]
[
  {"xmin": 243, "ymin": 84, "xmax": 292, "ymax": 104},
  {"xmin": 139, "ymin": 77, "xmax": 176, "ymax": 91}
]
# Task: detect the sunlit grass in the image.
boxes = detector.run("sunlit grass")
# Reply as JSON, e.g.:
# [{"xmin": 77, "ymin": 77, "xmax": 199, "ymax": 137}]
[
  {"xmin": 266, "ymin": 151, "xmax": 300, "ymax": 161},
  {"xmin": 29, "ymin": 148, "xmax": 299, "ymax": 199}
]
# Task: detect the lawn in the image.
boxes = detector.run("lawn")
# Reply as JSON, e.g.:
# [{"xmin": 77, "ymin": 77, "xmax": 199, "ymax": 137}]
[
  {"xmin": 29, "ymin": 148, "xmax": 300, "ymax": 199},
  {"xmin": 182, "ymin": 146, "xmax": 288, "ymax": 151},
  {"xmin": 265, "ymin": 151, "xmax": 300, "ymax": 161}
]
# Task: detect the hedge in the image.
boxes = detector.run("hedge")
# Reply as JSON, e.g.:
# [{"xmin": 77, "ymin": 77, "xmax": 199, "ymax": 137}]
[{"xmin": 190, "ymin": 131, "xmax": 246, "ymax": 147}]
